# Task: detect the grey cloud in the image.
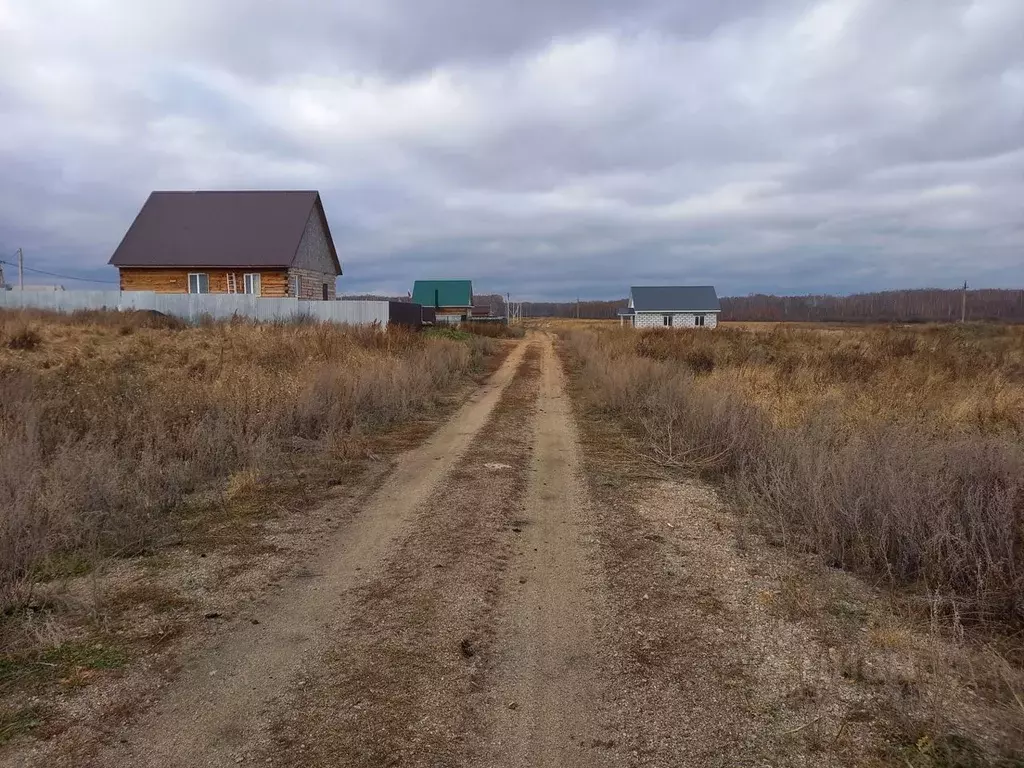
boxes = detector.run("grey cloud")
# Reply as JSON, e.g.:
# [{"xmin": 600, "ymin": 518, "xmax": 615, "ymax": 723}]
[
  {"xmin": 160, "ymin": 0, "xmax": 794, "ymax": 76},
  {"xmin": 0, "ymin": 0, "xmax": 1022, "ymax": 298}
]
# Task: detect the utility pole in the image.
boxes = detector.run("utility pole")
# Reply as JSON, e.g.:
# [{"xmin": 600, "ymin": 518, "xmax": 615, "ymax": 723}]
[
  {"xmin": 961, "ymin": 280, "xmax": 967, "ymax": 323},
  {"xmin": 17, "ymin": 248, "xmax": 23, "ymax": 290}
]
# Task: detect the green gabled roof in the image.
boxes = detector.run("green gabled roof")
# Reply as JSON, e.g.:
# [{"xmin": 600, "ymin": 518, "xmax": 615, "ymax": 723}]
[{"xmin": 412, "ymin": 280, "xmax": 473, "ymax": 308}]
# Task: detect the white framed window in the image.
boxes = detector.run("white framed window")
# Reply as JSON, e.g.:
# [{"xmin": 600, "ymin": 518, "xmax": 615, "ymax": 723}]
[
  {"xmin": 243, "ymin": 273, "xmax": 261, "ymax": 296},
  {"xmin": 292, "ymin": 274, "xmax": 302, "ymax": 297},
  {"xmin": 695, "ymin": 314, "xmax": 705, "ymax": 327},
  {"xmin": 188, "ymin": 273, "xmax": 209, "ymax": 294},
  {"xmin": 662, "ymin": 314, "xmax": 673, "ymax": 327}
]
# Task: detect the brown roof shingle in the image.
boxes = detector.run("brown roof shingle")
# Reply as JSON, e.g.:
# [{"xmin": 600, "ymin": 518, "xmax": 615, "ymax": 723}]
[{"xmin": 108, "ymin": 190, "xmax": 341, "ymax": 273}]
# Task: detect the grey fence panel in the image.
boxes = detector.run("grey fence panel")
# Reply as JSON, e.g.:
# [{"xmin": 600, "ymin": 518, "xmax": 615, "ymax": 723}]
[
  {"xmin": 0, "ymin": 290, "xmax": 392, "ymax": 327},
  {"xmin": 1, "ymin": 290, "xmax": 126, "ymax": 311},
  {"xmin": 119, "ymin": 291, "xmax": 158, "ymax": 310},
  {"xmin": 256, "ymin": 298, "xmax": 302, "ymax": 322},
  {"xmin": 307, "ymin": 300, "xmax": 390, "ymax": 326}
]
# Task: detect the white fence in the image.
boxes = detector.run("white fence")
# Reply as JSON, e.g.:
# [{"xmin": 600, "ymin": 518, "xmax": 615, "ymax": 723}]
[{"xmin": 0, "ymin": 290, "xmax": 393, "ymax": 327}]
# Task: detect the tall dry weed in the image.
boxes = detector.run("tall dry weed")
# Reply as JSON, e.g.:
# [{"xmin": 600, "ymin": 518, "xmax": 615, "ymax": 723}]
[
  {"xmin": 0, "ymin": 310, "xmax": 490, "ymax": 609},
  {"xmin": 565, "ymin": 326, "xmax": 1024, "ymax": 624}
]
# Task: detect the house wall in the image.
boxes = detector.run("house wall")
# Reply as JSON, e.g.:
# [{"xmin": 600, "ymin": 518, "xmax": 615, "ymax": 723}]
[
  {"xmin": 633, "ymin": 312, "xmax": 718, "ymax": 329},
  {"xmin": 432, "ymin": 307, "xmax": 471, "ymax": 323},
  {"xmin": 286, "ymin": 210, "xmax": 339, "ymax": 299},
  {"xmin": 292, "ymin": 208, "xmax": 336, "ymax": 273},
  {"xmin": 288, "ymin": 267, "xmax": 337, "ymax": 300},
  {"xmin": 118, "ymin": 268, "xmax": 290, "ymax": 296}
]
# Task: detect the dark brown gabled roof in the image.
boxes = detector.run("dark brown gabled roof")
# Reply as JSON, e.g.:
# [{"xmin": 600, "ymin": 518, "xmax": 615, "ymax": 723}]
[{"xmin": 108, "ymin": 191, "xmax": 341, "ymax": 274}]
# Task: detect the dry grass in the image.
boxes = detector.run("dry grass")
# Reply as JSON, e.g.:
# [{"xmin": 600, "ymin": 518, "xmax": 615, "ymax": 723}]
[
  {"xmin": 460, "ymin": 322, "xmax": 526, "ymax": 339},
  {"xmin": 0, "ymin": 309, "xmax": 498, "ymax": 612},
  {"xmin": 562, "ymin": 323, "xmax": 1024, "ymax": 627}
]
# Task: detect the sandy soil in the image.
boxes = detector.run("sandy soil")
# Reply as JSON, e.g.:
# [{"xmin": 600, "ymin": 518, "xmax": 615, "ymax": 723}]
[{"xmin": 481, "ymin": 333, "xmax": 617, "ymax": 767}]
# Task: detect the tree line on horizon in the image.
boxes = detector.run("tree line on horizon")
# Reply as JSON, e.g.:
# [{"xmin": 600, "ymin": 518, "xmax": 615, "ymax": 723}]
[{"xmin": 342, "ymin": 288, "xmax": 1024, "ymax": 323}]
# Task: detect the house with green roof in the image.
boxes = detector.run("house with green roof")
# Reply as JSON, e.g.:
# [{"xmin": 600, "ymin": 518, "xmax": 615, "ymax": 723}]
[{"xmin": 412, "ymin": 280, "xmax": 473, "ymax": 324}]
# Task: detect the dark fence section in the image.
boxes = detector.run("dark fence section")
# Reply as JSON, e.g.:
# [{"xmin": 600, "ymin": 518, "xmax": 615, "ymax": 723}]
[
  {"xmin": 420, "ymin": 306, "xmax": 436, "ymax": 326},
  {"xmin": 388, "ymin": 301, "xmax": 424, "ymax": 328}
]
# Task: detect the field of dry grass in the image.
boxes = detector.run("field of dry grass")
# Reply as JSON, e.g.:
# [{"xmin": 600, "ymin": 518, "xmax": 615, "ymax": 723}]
[
  {"xmin": 0, "ymin": 309, "xmax": 498, "ymax": 616},
  {"xmin": 560, "ymin": 321, "xmax": 1024, "ymax": 631},
  {"xmin": 0, "ymin": 309, "xmax": 508, "ymax": 745}
]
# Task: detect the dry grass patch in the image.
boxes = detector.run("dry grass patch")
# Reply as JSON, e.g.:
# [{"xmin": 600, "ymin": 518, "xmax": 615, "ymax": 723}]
[
  {"xmin": 563, "ymin": 324, "xmax": 1024, "ymax": 626},
  {"xmin": 563, "ymin": 326, "xmax": 1024, "ymax": 764},
  {"xmin": 0, "ymin": 309, "xmax": 497, "ymax": 611},
  {"xmin": 0, "ymin": 308, "xmax": 505, "ymax": 749}
]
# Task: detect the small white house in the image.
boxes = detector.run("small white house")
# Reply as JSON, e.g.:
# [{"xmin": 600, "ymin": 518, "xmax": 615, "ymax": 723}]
[{"xmin": 618, "ymin": 285, "xmax": 721, "ymax": 328}]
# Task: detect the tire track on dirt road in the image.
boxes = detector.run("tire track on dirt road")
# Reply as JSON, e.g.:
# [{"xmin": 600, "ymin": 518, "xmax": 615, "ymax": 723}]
[
  {"xmin": 483, "ymin": 332, "xmax": 620, "ymax": 768},
  {"xmin": 73, "ymin": 341, "xmax": 530, "ymax": 768},
  {"xmin": 255, "ymin": 341, "xmax": 544, "ymax": 767}
]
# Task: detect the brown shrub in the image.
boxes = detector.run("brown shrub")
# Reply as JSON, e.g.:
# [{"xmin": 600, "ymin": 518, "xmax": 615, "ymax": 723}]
[
  {"xmin": 70, "ymin": 309, "xmax": 188, "ymax": 332},
  {"xmin": 0, "ymin": 312, "xmax": 490, "ymax": 610},
  {"xmin": 565, "ymin": 326, "xmax": 1024, "ymax": 624},
  {"xmin": 461, "ymin": 322, "xmax": 525, "ymax": 339},
  {"xmin": 4, "ymin": 324, "xmax": 41, "ymax": 351}
]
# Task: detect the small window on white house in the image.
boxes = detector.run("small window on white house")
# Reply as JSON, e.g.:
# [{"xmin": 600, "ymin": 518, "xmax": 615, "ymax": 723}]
[
  {"xmin": 292, "ymin": 274, "xmax": 302, "ymax": 297},
  {"xmin": 663, "ymin": 314, "xmax": 673, "ymax": 327},
  {"xmin": 188, "ymin": 273, "xmax": 209, "ymax": 294},
  {"xmin": 243, "ymin": 273, "xmax": 261, "ymax": 296},
  {"xmin": 695, "ymin": 314, "xmax": 705, "ymax": 327}
]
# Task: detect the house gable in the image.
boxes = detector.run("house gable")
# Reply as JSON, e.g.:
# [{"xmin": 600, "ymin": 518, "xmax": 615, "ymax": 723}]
[{"xmin": 291, "ymin": 203, "xmax": 342, "ymax": 276}]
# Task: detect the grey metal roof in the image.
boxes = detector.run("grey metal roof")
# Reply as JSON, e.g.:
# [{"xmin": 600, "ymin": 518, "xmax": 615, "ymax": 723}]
[
  {"xmin": 617, "ymin": 307, "xmax": 635, "ymax": 315},
  {"xmin": 630, "ymin": 285, "xmax": 720, "ymax": 312},
  {"xmin": 109, "ymin": 191, "xmax": 341, "ymax": 273}
]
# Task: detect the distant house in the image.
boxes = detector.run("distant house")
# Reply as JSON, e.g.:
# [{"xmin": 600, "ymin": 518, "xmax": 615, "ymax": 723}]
[
  {"xmin": 109, "ymin": 191, "xmax": 342, "ymax": 299},
  {"xmin": 618, "ymin": 286, "xmax": 721, "ymax": 328},
  {"xmin": 412, "ymin": 280, "xmax": 473, "ymax": 323}
]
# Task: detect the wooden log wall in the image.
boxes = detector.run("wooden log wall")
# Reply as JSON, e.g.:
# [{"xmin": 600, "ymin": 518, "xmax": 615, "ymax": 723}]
[{"xmin": 118, "ymin": 268, "xmax": 290, "ymax": 297}]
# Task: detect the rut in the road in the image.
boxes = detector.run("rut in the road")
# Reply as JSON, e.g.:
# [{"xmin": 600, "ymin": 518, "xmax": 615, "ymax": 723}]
[
  {"xmin": 256, "ymin": 332, "xmax": 618, "ymax": 768},
  {"xmin": 257, "ymin": 342, "xmax": 544, "ymax": 767},
  {"xmin": 481, "ymin": 332, "xmax": 618, "ymax": 768},
  {"xmin": 84, "ymin": 341, "xmax": 529, "ymax": 768}
]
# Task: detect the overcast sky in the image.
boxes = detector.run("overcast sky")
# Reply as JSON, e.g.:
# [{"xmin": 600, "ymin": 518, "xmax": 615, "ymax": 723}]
[{"xmin": 0, "ymin": 0, "xmax": 1021, "ymax": 299}]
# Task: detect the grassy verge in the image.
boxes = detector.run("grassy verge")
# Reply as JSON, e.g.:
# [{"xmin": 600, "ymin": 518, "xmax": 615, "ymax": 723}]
[
  {"xmin": 560, "ymin": 325, "xmax": 1024, "ymax": 764},
  {"xmin": 561, "ymin": 324, "xmax": 1024, "ymax": 627},
  {"xmin": 0, "ymin": 310, "xmax": 499, "ymax": 609},
  {"xmin": 426, "ymin": 322, "xmax": 525, "ymax": 341},
  {"xmin": 0, "ymin": 308, "xmax": 505, "ymax": 745}
]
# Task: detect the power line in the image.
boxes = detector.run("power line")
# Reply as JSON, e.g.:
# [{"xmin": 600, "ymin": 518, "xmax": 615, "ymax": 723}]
[{"xmin": 0, "ymin": 259, "xmax": 118, "ymax": 285}]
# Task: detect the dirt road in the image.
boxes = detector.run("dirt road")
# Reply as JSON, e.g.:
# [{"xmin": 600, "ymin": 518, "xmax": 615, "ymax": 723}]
[
  {"xmin": 9, "ymin": 331, "xmax": 957, "ymax": 767},
  {"xmin": 70, "ymin": 331, "xmax": 622, "ymax": 768},
  {"xmin": 483, "ymin": 333, "xmax": 615, "ymax": 768}
]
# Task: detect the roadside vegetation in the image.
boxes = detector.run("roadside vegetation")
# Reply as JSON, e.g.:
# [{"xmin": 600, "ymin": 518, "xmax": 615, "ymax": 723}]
[
  {"xmin": 563, "ymin": 321, "xmax": 1024, "ymax": 762},
  {"xmin": 0, "ymin": 308, "xmax": 499, "ymax": 613},
  {"xmin": 0, "ymin": 308, "xmax": 507, "ymax": 749},
  {"xmin": 564, "ymin": 323, "xmax": 1024, "ymax": 626},
  {"xmin": 426, "ymin": 322, "xmax": 525, "ymax": 341}
]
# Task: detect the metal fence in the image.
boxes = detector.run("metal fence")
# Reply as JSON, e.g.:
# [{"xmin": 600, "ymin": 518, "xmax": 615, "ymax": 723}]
[{"xmin": 0, "ymin": 290, "xmax": 399, "ymax": 327}]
